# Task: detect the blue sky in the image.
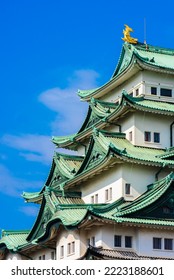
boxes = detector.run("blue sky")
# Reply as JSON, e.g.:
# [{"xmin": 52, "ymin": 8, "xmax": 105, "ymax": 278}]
[{"xmin": 0, "ymin": 0, "xmax": 174, "ymax": 231}]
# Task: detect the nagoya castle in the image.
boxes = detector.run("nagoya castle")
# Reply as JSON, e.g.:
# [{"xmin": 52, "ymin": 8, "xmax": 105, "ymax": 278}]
[{"xmin": 2, "ymin": 25, "xmax": 174, "ymax": 260}]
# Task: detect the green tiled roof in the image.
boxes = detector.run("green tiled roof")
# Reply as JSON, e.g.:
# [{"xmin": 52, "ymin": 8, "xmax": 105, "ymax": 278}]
[
  {"xmin": 78, "ymin": 42, "xmax": 174, "ymax": 100},
  {"xmin": 0, "ymin": 230, "xmax": 30, "ymax": 250},
  {"xmin": 23, "ymin": 152, "xmax": 84, "ymax": 203},
  {"xmin": 52, "ymin": 92, "xmax": 174, "ymax": 150},
  {"xmin": 29, "ymin": 172, "xmax": 174, "ymax": 243}
]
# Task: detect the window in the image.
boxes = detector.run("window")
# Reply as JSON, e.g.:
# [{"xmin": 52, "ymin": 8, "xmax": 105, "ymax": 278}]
[
  {"xmin": 67, "ymin": 243, "xmax": 71, "ymax": 255},
  {"xmin": 91, "ymin": 194, "xmax": 98, "ymax": 203},
  {"xmin": 67, "ymin": 242, "xmax": 75, "ymax": 255},
  {"xmin": 160, "ymin": 88, "xmax": 172, "ymax": 97},
  {"xmin": 38, "ymin": 255, "xmax": 45, "ymax": 260},
  {"xmin": 114, "ymin": 235, "xmax": 122, "ymax": 247},
  {"xmin": 135, "ymin": 88, "xmax": 139, "ymax": 96},
  {"xmin": 72, "ymin": 241, "xmax": 75, "ymax": 254},
  {"xmin": 91, "ymin": 236, "xmax": 95, "ymax": 246},
  {"xmin": 125, "ymin": 183, "xmax": 131, "ymax": 195},
  {"xmin": 60, "ymin": 245, "xmax": 64, "ymax": 258},
  {"xmin": 151, "ymin": 87, "xmax": 157, "ymax": 95},
  {"xmin": 164, "ymin": 238, "xmax": 173, "ymax": 250},
  {"xmin": 129, "ymin": 131, "xmax": 133, "ymax": 141},
  {"xmin": 125, "ymin": 236, "xmax": 132, "ymax": 248},
  {"xmin": 153, "ymin": 237, "xmax": 162, "ymax": 249},
  {"xmin": 51, "ymin": 251, "xmax": 55, "ymax": 260},
  {"xmin": 105, "ymin": 188, "xmax": 112, "ymax": 202},
  {"xmin": 154, "ymin": 132, "xmax": 160, "ymax": 143},
  {"xmin": 144, "ymin": 131, "xmax": 151, "ymax": 142}
]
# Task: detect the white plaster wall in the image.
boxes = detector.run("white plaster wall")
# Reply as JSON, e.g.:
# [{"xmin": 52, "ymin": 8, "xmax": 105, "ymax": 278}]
[
  {"xmin": 81, "ymin": 166, "xmax": 123, "ymax": 203},
  {"xmin": 137, "ymin": 228, "xmax": 174, "ymax": 258},
  {"xmin": 88, "ymin": 224, "xmax": 137, "ymax": 250},
  {"xmin": 118, "ymin": 110, "xmax": 172, "ymax": 149},
  {"xmin": 31, "ymin": 248, "xmax": 56, "ymax": 260},
  {"xmin": 122, "ymin": 164, "xmax": 158, "ymax": 199},
  {"xmin": 81, "ymin": 161, "xmax": 162, "ymax": 203},
  {"xmin": 143, "ymin": 70, "xmax": 174, "ymax": 97},
  {"xmin": 102, "ymin": 72, "xmax": 144, "ymax": 102},
  {"xmin": 6, "ymin": 252, "xmax": 22, "ymax": 260},
  {"xmin": 134, "ymin": 111, "xmax": 172, "ymax": 148},
  {"xmin": 56, "ymin": 228, "xmax": 81, "ymax": 260}
]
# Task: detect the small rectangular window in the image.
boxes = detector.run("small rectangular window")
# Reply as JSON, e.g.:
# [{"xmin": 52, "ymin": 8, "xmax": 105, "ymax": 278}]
[
  {"xmin": 67, "ymin": 243, "xmax": 71, "ymax": 255},
  {"xmin": 60, "ymin": 245, "xmax": 64, "ymax": 258},
  {"xmin": 160, "ymin": 88, "xmax": 172, "ymax": 97},
  {"xmin": 114, "ymin": 235, "xmax": 122, "ymax": 247},
  {"xmin": 129, "ymin": 131, "xmax": 132, "ymax": 141},
  {"xmin": 153, "ymin": 237, "xmax": 161, "ymax": 249},
  {"xmin": 105, "ymin": 188, "xmax": 112, "ymax": 202},
  {"xmin": 91, "ymin": 236, "xmax": 95, "ymax": 246},
  {"xmin": 151, "ymin": 87, "xmax": 157, "ymax": 95},
  {"xmin": 144, "ymin": 131, "xmax": 151, "ymax": 142},
  {"xmin": 51, "ymin": 251, "xmax": 55, "ymax": 260},
  {"xmin": 125, "ymin": 236, "xmax": 132, "ymax": 248},
  {"xmin": 154, "ymin": 132, "xmax": 160, "ymax": 143},
  {"xmin": 95, "ymin": 194, "xmax": 98, "ymax": 203},
  {"xmin": 164, "ymin": 238, "xmax": 173, "ymax": 250},
  {"xmin": 91, "ymin": 195, "xmax": 94, "ymax": 203},
  {"xmin": 135, "ymin": 89, "xmax": 139, "ymax": 96},
  {"xmin": 125, "ymin": 183, "xmax": 131, "ymax": 195},
  {"xmin": 72, "ymin": 241, "xmax": 75, "ymax": 254}
]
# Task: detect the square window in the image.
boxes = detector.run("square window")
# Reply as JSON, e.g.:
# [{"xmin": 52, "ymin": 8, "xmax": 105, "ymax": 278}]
[
  {"xmin": 144, "ymin": 131, "xmax": 151, "ymax": 142},
  {"xmin": 114, "ymin": 235, "xmax": 122, "ymax": 247},
  {"xmin": 164, "ymin": 238, "xmax": 173, "ymax": 250},
  {"xmin": 125, "ymin": 183, "xmax": 131, "ymax": 195},
  {"xmin": 160, "ymin": 88, "xmax": 172, "ymax": 97},
  {"xmin": 154, "ymin": 132, "xmax": 160, "ymax": 143},
  {"xmin": 153, "ymin": 237, "xmax": 161, "ymax": 249},
  {"xmin": 125, "ymin": 236, "xmax": 132, "ymax": 248},
  {"xmin": 151, "ymin": 87, "xmax": 157, "ymax": 95}
]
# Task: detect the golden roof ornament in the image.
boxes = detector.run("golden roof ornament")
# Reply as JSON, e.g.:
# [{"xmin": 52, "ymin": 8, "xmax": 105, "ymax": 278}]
[{"xmin": 122, "ymin": 24, "xmax": 138, "ymax": 44}]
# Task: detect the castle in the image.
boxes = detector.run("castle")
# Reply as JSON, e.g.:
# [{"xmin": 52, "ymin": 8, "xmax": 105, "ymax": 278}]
[{"xmin": 1, "ymin": 26, "xmax": 174, "ymax": 260}]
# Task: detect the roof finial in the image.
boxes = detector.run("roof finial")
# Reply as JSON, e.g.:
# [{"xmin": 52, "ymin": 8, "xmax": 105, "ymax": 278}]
[{"xmin": 122, "ymin": 24, "xmax": 138, "ymax": 44}]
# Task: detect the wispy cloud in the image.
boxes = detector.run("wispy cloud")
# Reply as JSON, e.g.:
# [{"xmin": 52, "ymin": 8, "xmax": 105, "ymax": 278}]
[
  {"xmin": 19, "ymin": 205, "xmax": 39, "ymax": 217},
  {"xmin": 1, "ymin": 134, "xmax": 54, "ymax": 165},
  {"xmin": 0, "ymin": 164, "xmax": 43, "ymax": 197},
  {"xmin": 39, "ymin": 69, "xmax": 100, "ymax": 135}
]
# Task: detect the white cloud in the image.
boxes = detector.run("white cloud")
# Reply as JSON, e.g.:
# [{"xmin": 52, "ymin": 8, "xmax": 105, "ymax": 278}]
[
  {"xmin": 0, "ymin": 164, "xmax": 43, "ymax": 197},
  {"xmin": 0, "ymin": 69, "xmax": 100, "ymax": 166},
  {"xmin": 1, "ymin": 134, "xmax": 54, "ymax": 165},
  {"xmin": 19, "ymin": 205, "xmax": 39, "ymax": 217},
  {"xmin": 38, "ymin": 69, "xmax": 100, "ymax": 135}
]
